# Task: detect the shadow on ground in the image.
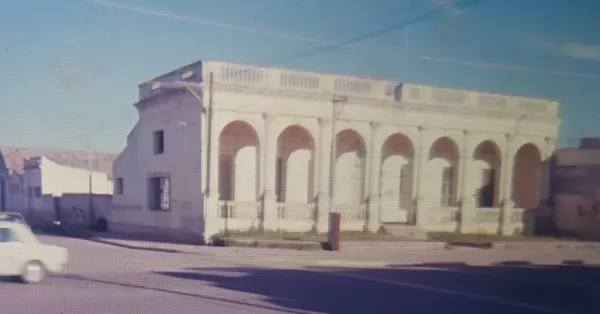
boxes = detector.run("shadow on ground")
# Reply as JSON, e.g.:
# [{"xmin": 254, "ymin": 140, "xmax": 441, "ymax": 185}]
[
  {"xmin": 157, "ymin": 261, "xmax": 599, "ymax": 314},
  {"xmin": 156, "ymin": 262, "xmax": 600, "ymax": 314},
  {"xmin": 48, "ymin": 260, "xmax": 600, "ymax": 314}
]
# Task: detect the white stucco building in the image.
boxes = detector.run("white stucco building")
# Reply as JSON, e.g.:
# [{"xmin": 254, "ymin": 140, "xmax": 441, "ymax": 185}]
[
  {"xmin": 112, "ymin": 60, "xmax": 559, "ymax": 242},
  {"xmin": 0, "ymin": 147, "xmax": 116, "ymax": 222}
]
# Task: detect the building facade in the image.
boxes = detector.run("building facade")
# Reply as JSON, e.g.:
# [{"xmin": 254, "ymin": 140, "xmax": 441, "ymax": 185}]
[
  {"xmin": 0, "ymin": 148, "xmax": 116, "ymax": 224},
  {"xmin": 112, "ymin": 60, "xmax": 559, "ymax": 242},
  {"xmin": 551, "ymin": 138, "xmax": 600, "ymax": 238}
]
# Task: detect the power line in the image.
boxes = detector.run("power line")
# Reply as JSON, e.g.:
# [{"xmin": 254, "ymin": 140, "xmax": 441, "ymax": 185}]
[
  {"xmin": 86, "ymin": 0, "xmax": 600, "ymax": 81},
  {"xmin": 150, "ymin": 0, "xmax": 488, "ymax": 83}
]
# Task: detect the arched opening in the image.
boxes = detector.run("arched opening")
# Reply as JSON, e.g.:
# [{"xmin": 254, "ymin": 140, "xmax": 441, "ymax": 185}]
[
  {"xmin": 512, "ymin": 143, "xmax": 542, "ymax": 209},
  {"xmin": 334, "ymin": 129, "xmax": 366, "ymax": 205},
  {"xmin": 427, "ymin": 137, "xmax": 460, "ymax": 207},
  {"xmin": 380, "ymin": 133, "xmax": 414, "ymax": 222},
  {"xmin": 218, "ymin": 121, "xmax": 260, "ymax": 203},
  {"xmin": 472, "ymin": 140, "xmax": 501, "ymax": 208},
  {"xmin": 276, "ymin": 125, "xmax": 315, "ymax": 204}
]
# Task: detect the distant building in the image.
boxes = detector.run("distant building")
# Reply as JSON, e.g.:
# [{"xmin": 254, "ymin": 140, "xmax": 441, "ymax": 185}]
[
  {"xmin": 0, "ymin": 152, "xmax": 7, "ymax": 211},
  {"xmin": 113, "ymin": 60, "xmax": 559, "ymax": 243},
  {"xmin": 0, "ymin": 147, "xmax": 116, "ymax": 222},
  {"xmin": 552, "ymin": 138, "xmax": 600, "ymax": 238}
]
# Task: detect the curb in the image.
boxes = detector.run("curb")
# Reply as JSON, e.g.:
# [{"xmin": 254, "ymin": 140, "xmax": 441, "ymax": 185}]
[
  {"xmin": 490, "ymin": 242, "xmax": 600, "ymax": 250},
  {"xmin": 340, "ymin": 241, "xmax": 450, "ymax": 252},
  {"xmin": 447, "ymin": 241, "xmax": 600, "ymax": 250}
]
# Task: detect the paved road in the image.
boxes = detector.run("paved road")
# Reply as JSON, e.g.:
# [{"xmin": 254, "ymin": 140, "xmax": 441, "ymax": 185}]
[{"xmin": 1, "ymin": 235, "xmax": 599, "ymax": 314}]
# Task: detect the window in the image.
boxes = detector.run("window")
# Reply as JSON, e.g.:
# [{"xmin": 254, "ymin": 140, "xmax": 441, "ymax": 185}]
[
  {"xmin": 148, "ymin": 176, "xmax": 170, "ymax": 211},
  {"xmin": 440, "ymin": 167, "xmax": 454, "ymax": 207},
  {"xmin": 34, "ymin": 186, "xmax": 41, "ymax": 198},
  {"xmin": 153, "ymin": 130, "xmax": 165, "ymax": 155},
  {"xmin": 0, "ymin": 228, "xmax": 19, "ymax": 242},
  {"xmin": 115, "ymin": 178, "xmax": 124, "ymax": 195}
]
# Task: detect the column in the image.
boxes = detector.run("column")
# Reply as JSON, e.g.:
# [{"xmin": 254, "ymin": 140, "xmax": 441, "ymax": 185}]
[
  {"xmin": 316, "ymin": 118, "xmax": 332, "ymax": 232},
  {"xmin": 262, "ymin": 114, "xmax": 278, "ymax": 230},
  {"xmin": 459, "ymin": 130, "xmax": 475, "ymax": 233},
  {"xmin": 412, "ymin": 127, "xmax": 427, "ymax": 226},
  {"xmin": 366, "ymin": 122, "xmax": 381, "ymax": 232},
  {"xmin": 500, "ymin": 134, "xmax": 515, "ymax": 235}
]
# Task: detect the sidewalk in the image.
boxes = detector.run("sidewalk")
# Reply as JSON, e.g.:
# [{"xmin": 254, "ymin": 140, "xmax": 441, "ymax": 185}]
[{"xmin": 80, "ymin": 233, "xmax": 600, "ymax": 269}]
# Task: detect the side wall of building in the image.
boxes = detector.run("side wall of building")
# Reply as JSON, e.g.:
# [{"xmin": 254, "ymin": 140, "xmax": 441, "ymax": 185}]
[
  {"xmin": 41, "ymin": 157, "xmax": 113, "ymax": 196},
  {"xmin": 110, "ymin": 92, "xmax": 204, "ymax": 239},
  {"xmin": 552, "ymin": 149, "xmax": 600, "ymax": 238}
]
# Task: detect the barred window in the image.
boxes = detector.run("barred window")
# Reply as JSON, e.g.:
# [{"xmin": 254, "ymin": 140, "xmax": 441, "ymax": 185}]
[{"xmin": 148, "ymin": 176, "xmax": 170, "ymax": 211}]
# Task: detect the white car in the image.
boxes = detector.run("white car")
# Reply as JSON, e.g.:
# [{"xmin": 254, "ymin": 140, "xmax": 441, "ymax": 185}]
[{"xmin": 0, "ymin": 221, "xmax": 69, "ymax": 284}]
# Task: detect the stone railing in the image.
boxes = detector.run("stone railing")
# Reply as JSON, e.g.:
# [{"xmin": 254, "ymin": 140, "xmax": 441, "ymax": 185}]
[
  {"xmin": 219, "ymin": 201, "xmax": 261, "ymax": 220},
  {"xmin": 205, "ymin": 61, "xmax": 401, "ymax": 102},
  {"xmin": 402, "ymin": 84, "xmax": 557, "ymax": 117},
  {"xmin": 476, "ymin": 208, "xmax": 501, "ymax": 223},
  {"xmin": 332, "ymin": 204, "xmax": 367, "ymax": 221},
  {"xmin": 511, "ymin": 208, "xmax": 525, "ymax": 223},
  {"xmin": 439, "ymin": 207, "xmax": 460, "ymax": 222},
  {"xmin": 276, "ymin": 202, "xmax": 316, "ymax": 220},
  {"xmin": 202, "ymin": 61, "xmax": 557, "ymax": 117}
]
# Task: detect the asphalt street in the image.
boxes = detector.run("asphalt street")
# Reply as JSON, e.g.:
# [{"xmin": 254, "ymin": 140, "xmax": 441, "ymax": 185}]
[{"xmin": 1, "ymin": 235, "xmax": 599, "ymax": 314}]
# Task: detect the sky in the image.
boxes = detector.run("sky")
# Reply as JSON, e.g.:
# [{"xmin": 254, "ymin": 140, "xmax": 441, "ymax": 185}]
[{"xmin": 1, "ymin": 0, "xmax": 599, "ymax": 153}]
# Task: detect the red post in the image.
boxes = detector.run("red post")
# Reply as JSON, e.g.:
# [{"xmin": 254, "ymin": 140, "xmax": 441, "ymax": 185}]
[{"xmin": 328, "ymin": 212, "xmax": 341, "ymax": 251}]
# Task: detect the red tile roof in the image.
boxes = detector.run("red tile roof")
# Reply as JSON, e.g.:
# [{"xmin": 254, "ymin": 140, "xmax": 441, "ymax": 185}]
[{"xmin": 0, "ymin": 146, "xmax": 117, "ymax": 178}]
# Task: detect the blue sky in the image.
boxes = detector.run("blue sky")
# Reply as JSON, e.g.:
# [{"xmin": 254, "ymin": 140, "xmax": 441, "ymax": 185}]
[{"xmin": 1, "ymin": 0, "xmax": 599, "ymax": 152}]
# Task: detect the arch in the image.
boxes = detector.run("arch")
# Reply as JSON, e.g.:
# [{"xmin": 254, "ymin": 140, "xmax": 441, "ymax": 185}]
[
  {"xmin": 334, "ymin": 129, "xmax": 366, "ymax": 205},
  {"xmin": 472, "ymin": 140, "xmax": 502, "ymax": 208},
  {"xmin": 512, "ymin": 143, "xmax": 543, "ymax": 209},
  {"xmin": 218, "ymin": 120, "xmax": 260, "ymax": 203},
  {"xmin": 276, "ymin": 125, "xmax": 316, "ymax": 204},
  {"xmin": 379, "ymin": 133, "xmax": 415, "ymax": 222},
  {"xmin": 427, "ymin": 137, "xmax": 460, "ymax": 207}
]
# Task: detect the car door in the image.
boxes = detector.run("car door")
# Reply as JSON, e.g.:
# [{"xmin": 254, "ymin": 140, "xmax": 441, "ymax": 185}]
[
  {"xmin": 0, "ymin": 227, "xmax": 26, "ymax": 275},
  {"xmin": 0, "ymin": 228, "xmax": 9, "ymax": 274}
]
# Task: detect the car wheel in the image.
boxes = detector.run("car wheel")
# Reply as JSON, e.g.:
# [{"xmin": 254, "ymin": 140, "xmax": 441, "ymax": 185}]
[{"xmin": 20, "ymin": 261, "xmax": 46, "ymax": 284}]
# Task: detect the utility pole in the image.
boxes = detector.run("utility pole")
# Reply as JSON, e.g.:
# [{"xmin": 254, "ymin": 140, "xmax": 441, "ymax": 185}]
[
  {"xmin": 87, "ymin": 144, "xmax": 95, "ymax": 227},
  {"xmin": 206, "ymin": 72, "xmax": 214, "ymax": 198},
  {"xmin": 328, "ymin": 95, "xmax": 348, "ymax": 213}
]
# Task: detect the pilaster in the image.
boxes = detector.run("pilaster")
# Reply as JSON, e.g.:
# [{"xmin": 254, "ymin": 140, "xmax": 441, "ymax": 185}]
[
  {"xmin": 262, "ymin": 114, "xmax": 278, "ymax": 230},
  {"xmin": 500, "ymin": 133, "xmax": 516, "ymax": 235},
  {"xmin": 413, "ymin": 126, "xmax": 427, "ymax": 226},
  {"xmin": 459, "ymin": 130, "xmax": 475, "ymax": 233},
  {"xmin": 316, "ymin": 118, "xmax": 333, "ymax": 232},
  {"xmin": 366, "ymin": 122, "xmax": 382, "ymax": 232}
]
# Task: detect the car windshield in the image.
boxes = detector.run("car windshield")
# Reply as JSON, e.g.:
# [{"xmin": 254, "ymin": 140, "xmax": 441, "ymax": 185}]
[{"xmin": 0, "ymin": 214, "xmax": 26, "ymax": 224}]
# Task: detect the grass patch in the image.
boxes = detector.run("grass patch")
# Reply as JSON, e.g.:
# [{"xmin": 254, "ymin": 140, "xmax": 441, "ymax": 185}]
[{"xmin": 213, "ymin": 229, "xmax": 416, "ymax": 244}]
